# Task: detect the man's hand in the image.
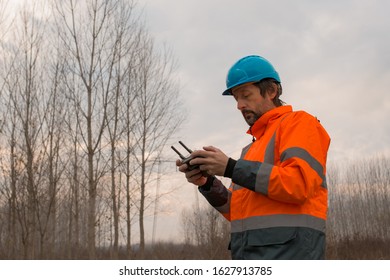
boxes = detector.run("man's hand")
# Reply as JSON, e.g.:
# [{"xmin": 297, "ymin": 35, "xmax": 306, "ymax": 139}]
[
  {"xmin": 176, "ymin": 159, "xmax": 208, "ymax": 186},
  {"xmin": 189, "ymin": 146, "xmax": 229, "ymax": 177}
]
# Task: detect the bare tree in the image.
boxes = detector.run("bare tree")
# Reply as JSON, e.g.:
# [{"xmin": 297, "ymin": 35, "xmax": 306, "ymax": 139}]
[
  {"xmin": 119, "ymin": 47, "xmax": 142, "ymax": 257},
  {"xmin": 54, "ymin": 0, "xmax": 110, "ymax": 258},
  {"xmin": 131, "ymin": 35, "xmax": 183, "ymax": 257},
  {"xmin": 181, "ymin": 204, "xmax": 230, "ymax": 259},
  {"xmin": 103, "ymin": 2, "xmax": 141, "ymax": 258},
  {"xmin": 5, "ymin": 2, "xmax": 50, "ymax": 259},
  {"xmin": 36, "ymin": 37, "xmax": 68, "ymax": 258},
  {"xmin": 53, "ymin": 0, "xmax": 145, "ymax": 259},
  {"xmin": 326, "ymin": 156, "xmax": 390, "ymax": 259},
  {"xmin": 0, "ymin": 77, "xmax": 21, "ymax": 258}
]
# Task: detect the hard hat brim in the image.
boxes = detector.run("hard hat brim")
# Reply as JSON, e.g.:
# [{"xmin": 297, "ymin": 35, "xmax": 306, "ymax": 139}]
[{"xmin": 222, "ymin": 74, "xmax": 280, "ymax": 96}]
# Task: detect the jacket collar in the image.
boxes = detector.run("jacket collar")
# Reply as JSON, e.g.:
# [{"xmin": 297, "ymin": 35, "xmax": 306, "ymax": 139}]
[{"xmin": 247, "ymin": 105, "xmax": 292, "ymax": 140}]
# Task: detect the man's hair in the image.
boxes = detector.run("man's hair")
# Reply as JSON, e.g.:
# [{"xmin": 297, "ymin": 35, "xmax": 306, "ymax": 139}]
[{"xmin": 254, "ymin": 78, "xmax": 285, "ymax": 107}]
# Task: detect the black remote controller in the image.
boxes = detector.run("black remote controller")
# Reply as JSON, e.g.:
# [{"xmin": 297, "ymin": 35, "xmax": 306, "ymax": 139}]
[{"xmin": 171, "ymin": 141, "xmax": 200, "ymax": 171}]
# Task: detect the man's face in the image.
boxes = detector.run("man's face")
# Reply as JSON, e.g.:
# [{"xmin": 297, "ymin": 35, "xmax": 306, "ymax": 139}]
[{"xmin": 232, "ymin": 83, "xmax": 276, "ymax": 126}]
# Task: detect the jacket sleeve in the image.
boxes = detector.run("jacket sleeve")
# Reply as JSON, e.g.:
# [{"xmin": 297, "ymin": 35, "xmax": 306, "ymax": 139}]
[
  {"xmin": 198, "ymin": 176, "xmax": 232, "ymax": 221},
  {"xmin": 232, "ymin": 112, "xmax": 330, "ymax": 205}
]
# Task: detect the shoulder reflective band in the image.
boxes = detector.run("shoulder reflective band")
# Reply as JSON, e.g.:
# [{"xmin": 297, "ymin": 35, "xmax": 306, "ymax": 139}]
[{"xmin": 280, "ymin": 147, "xmax": 327, "ymax": 189}]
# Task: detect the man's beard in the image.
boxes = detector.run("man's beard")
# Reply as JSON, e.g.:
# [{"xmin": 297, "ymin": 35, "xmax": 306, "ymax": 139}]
[{"xmin": 242, "ymin": 109, "xmax": 261, "ymax": 126}]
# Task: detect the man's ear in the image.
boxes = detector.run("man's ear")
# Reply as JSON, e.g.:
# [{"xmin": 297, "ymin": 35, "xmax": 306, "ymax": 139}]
[{"xmin": 266, "ymin": 84, "xmax": 278, "ymax": 100}]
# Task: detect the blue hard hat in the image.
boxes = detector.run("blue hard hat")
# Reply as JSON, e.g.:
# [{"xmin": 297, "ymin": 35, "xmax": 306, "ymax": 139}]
[{"xmin": 222, "ymin": 55, "xmax": 281, "ymax": 95}]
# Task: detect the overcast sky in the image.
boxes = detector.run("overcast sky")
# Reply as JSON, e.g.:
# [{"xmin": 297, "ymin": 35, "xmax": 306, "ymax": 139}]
[{"xmin": 136, "ymin": 0, "xmax": 390, "ymax": 243}]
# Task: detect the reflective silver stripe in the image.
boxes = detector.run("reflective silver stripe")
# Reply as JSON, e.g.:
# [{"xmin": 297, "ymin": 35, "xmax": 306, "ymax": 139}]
[
  {"xmin": 231, "ymin": 214, "xmax": 326, "ymax": 233},
  {"xmin": 280, "ymin": 147, "xmax": 327, "ymax": 189},
  {"xmin": 215, "ymin": 188, "xmax": 231, "ymax": 214},
  {"xmin": 241, "ymin": 143, "xmax": 252, "ymax": 158},
  {"xmin": 233, "ymin": 137, "xmax": 273, "ymax": 193},
  {"xmin": 263, "ymin": 132, "xmax": 276, "ymax": 164},
  {"xmin": 255, "ymin": 163, "xmax": 273, "ymax": 195}
]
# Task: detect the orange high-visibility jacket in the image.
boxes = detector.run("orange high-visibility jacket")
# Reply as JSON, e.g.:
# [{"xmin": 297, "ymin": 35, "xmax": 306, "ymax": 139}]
[{"xmin": 199, "ymin": 105, "xmax": 331, "ymax": 259}]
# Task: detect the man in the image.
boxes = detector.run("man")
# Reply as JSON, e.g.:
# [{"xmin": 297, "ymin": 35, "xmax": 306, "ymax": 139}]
[{"xmin": 176, "ymin": 55, "xmax": 331, "ymax": 260}]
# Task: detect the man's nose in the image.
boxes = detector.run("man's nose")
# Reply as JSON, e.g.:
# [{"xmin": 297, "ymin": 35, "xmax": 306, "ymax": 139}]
[{"xmin": 237, "ymin": 98, "xmax": 246, "ymax": 111}]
